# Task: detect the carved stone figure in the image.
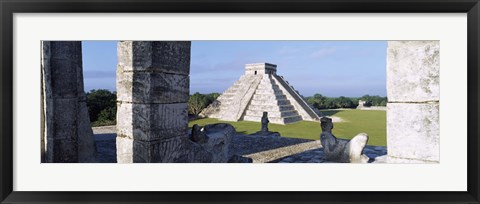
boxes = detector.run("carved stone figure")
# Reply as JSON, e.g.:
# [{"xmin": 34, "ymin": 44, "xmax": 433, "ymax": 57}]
[
  {"xmin": 190, "ymin": 124, "xmax": 209, "ymax": 143},
  {"xmin": 320, "ymin": 117, "xmax": 369, "ymax": 163},
  {"xmin": 252, "ymin": 112, "xmax": 280, "ymax": 137},
  {"xmin": 261, "ymin": 112, "xmax": 269, "ymax": 132},
  {"xmin": 190, "ymin": 123, "xmax": 235, "ymax": 163}
]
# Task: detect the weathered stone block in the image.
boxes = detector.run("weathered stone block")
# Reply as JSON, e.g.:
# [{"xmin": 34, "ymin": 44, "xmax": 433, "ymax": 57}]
[
  {"xmin": 387, "ymin": 102, "xmax": 439, "ymax": 162},
  {"xmin": 77, "ymin": 101, "xmax": 97, "ymax": 162},
  {"xmin": 116, "ymin": 136, "xmax": 133, "ymax": 163},
  {"xmin": 387, "ymin": 41, "xmax": 440, "ymax": 102},
  {"xmin": 42, "ymin": 41, "xmax": 97, "ymax": 163},
  {"xmin": 199, "ymin": 123, "xmax": 234, "ymax": 162},
  {"xmin": 50, "ymin": 41, "xmax": 82, "ymax": 60},
  {"xmin": 151, "ymin": 41, "xmax": 191, "ymax": 75},
  {"xmin": 132, "ymin": 41, "xmax": 153, "ymax": 70},
  {"xmin": 117, "ymin": 41, "xmax": 133, "ymax": 68},
  {"xmin": 50, "ymin": 138, "xmax": 78, "ymax": 163},
  {"xmin": 117, "ymin": 41, "xmax": 190, "ymax": 75},
  {"xmin": 53, "ymin": 98, "xmax": 78, "ymax": 140},
  {"xmin": 116, "ymin": 67, "xmax": 133, "ymax": 103},
  {"xmin": 149, "ymin": 103, "xmax": 189, "ymax": 140},
  {"xmin": 116, "ymin": 102, "xmax": 133, "ymax": 139},
  {"xmin": 116, "ymin": 71, "xmax": 189, "ymax": 103},
  {"xmin": 50, "ymin": 59, "xmax": 78, "ymax": 98},
  {"xmin": 132, "ymin": 137, "xmax": 190, "ymax": 163},
  {"xmin": 116, "ymin": 102, "xmax": 188, "ymax": 141}
]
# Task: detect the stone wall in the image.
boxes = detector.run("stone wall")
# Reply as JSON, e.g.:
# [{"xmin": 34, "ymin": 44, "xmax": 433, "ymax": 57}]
[
  {"xmin": 41, "ymin": 41, "xmax": 97, "ymax": 163},
  {"xmin": 386, "ymin": 41, "xmax": 440, "ymax": 163}
]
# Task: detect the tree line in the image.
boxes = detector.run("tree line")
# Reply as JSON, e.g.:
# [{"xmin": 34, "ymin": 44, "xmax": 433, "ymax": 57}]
[
  {"xmin": 85, "ymin": 89, "xmax": 387, "ymax": 126},
  {"xmin": 188, "ymin": 92, "xmax": 220, "ymax": 115},
  {"xmin": 85, "ymin": 90, "xmax": 221, "ymax": 126},
  {"xmin": 305, "ymin": 94, "xmax": 387, "ymax": 109}
]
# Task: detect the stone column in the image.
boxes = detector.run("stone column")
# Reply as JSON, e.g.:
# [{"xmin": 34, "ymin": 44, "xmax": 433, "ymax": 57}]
[
  {"xmin": 386, "ymin": 41, "xmax": 440, "ymax": 163},
  {"xmin": 41, "ymin": 41, "xmax": 97, "ymax": 163},
  {"xmin": 116, "ymin": 41, "xmax": 192, "ymax": 163}
]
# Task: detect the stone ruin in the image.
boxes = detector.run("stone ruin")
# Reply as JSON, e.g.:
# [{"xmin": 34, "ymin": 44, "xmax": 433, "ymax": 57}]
[
  {"xmin": 200, "ymin": 63, "xmax": 320, "ymax": 124},
  {"xmin": 320, "ymin": 117, "xmax": 369, "ymax": 163},
  {"xmin": 41, "ymin": 41, "xmax": 96, "ymax": 162},
  {"xmin": 40, "ymin": 40, "xmax": 439, "ymax": 164},
  {"xmin": 41, "ymin": 41, "xmax": 236, "ymax": 163},
  {"xmin": 385, "ymin": 41, "xmax": 439, "ymax": 163}
]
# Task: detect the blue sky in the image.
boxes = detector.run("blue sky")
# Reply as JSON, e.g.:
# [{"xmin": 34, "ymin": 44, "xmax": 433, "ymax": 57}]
[{"xmin": 82, "ymin": 41, "xmax": 387, "ymax": 97}]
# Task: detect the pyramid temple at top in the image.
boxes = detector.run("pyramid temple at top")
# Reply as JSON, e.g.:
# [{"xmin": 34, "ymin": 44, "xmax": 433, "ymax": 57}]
[{"xmin": 200, "ymin": 63, "xmax": 321, "ymax": 124}]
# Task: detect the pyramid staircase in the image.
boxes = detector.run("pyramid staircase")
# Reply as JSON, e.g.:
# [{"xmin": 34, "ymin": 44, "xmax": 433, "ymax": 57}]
[
  {"xmin": 242, "ymin": 75, "xmax": 302, "ymax": 124},
  {"xmin": 202, "ymin": 75, "xmax": 261, "ymax": 120},
  {"xmin": 200, "ymin": 63, "xmax": 320, "ymax": 125}
]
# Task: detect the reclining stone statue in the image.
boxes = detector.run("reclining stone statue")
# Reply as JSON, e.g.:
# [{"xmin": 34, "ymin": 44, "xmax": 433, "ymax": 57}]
[
  {"xmin": 320, "ymin": 117, "xmax": 370, "ymax": 163},
  {"xmin": 189, "ymin": 123, "xmax": 251, "ymax": 163}
]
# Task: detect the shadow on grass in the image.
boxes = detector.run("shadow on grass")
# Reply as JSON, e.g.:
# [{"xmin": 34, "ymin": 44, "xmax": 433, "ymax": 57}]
[{"xmin": 319, "ymin": 109, "xmax": 341, "ymax": 116}]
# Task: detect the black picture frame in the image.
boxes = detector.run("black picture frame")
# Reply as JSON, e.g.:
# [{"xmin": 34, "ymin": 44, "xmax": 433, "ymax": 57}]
[{"xmin": 1, "ymin": 0, "xmax": 479, "ymax": 203}]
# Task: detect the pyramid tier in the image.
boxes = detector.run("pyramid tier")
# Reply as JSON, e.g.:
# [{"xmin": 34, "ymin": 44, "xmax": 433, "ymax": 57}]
[
  {"xmin": 246, "ymin": 104, "xmax": 295, "ymax": 112},
  {"xmin": 252, "ymin": 94, "xmax": 287, "ymax": 101},
  {"xmin": 243, "ymin": 115, "xmax": 302, "ymax": 124},
  {"xmin": 245, "ymin": 109, "xmax": 299, "ymax": 118},
  {"xmin": 249, "ymin": 98, "xmax": 292, "ymax": 106}
]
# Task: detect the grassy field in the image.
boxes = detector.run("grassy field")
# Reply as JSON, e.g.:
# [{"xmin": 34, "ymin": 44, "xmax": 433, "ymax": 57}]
[{"xmin": 189, "ymin": 109, "xmax": 387, "ymax": 146}]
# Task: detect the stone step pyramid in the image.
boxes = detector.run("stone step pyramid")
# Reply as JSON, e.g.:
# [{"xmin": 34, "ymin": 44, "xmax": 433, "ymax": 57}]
[{"xmin": 200, "ymin": 63, "xmax": 320, "ymax": 124}]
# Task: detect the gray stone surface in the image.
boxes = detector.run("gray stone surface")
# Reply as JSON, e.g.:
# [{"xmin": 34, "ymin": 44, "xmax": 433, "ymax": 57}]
[
  {"xmin": 387, "ymin": 103, "xmax": 439, "ymax": 162},
  {"xmin": 117, "ymin": 71, "xmax": 189, "ymax": 104},
  {"xmin": 189, "ymin": 123, "xmax": 235, "ymax": 163},
  {"xmin": 77, "ymin": 101, "xmax": 97, "ymax": 162},
  {"xmin": 132, "ymin": 137, "xmax": 190, "ymax": 163},
  {"xmin": 41, "ymin": 41, "xmax": 97, "ymax": 163},
  {"xmin": 93, "ymin": 125, "xmax": 387, "ymax": 163},
  {"xmin": 117, "ymin": 41, "xmax": 238, "ymax": 163},
  {"xmin": 116, "ymin": 41, "xmax": 192, "ymax": 163},
  {"xmin": 386, "ymin": 41, "xmax": 440, "ymax": 163},
  {"xmin": 116, "ymin": 103, "xmax": 189, "ymax": 141},
  {"xmin": 387, "ymin": 41, "xmax": 439, "ymax": 102},
  {"xmin": 115, "ymin": 136, "xmax": 133, "ymax": 163},
  {"xmin": 118, "ymin": 41, "xmax": 190, "ymax": 75},
  {"xmin": 228, "ymin": 155, "xmax": 253, "ymax": 163},
  {"xmin": 319, "ymin": 117, "xmax": 369, "ymax": 163}
]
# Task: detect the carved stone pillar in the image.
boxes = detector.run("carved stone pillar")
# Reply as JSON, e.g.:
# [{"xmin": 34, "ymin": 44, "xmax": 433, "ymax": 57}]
[
  {"xmin": 386, "ymin": 41, "xmax": 440, "ymax": 163},
  {"xmin": 116, "ymin": 41, "xmax": 192, "ymax": 163},
  {"xmin": 41, "ymin": 41, "xmax": 97, "ymax": 163}
]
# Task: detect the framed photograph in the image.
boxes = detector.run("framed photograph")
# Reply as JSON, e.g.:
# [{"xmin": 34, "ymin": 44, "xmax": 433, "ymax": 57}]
[{"xmin": 1, "ymin": 0, "xmax": 479, "ymax": 203}]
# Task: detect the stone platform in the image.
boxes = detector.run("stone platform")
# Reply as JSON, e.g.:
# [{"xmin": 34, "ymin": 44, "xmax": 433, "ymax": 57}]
[{"xmin": 93, "ymin": 126, "xmax": 386, "ymax": 163}]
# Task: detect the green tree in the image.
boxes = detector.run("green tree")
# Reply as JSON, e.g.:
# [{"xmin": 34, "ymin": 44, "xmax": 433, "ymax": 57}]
[
  {"xmin": 205, "ymin": 93, "xmax": 221, "ymax": 104},
  {"xmin": 188, "ymin": 92, "xmax": 209, "ymax": 116},
  {"xmin": 360, "ymin": 95, "xmax": 387, "ymax": 106},
  {"xmin": 86, "ymin": 89, "xmax": 117, "ymax": 125}
]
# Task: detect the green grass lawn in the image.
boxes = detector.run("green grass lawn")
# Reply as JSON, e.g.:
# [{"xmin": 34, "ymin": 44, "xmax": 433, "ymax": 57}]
[{"xmin": 189, "ymin": 109, "xmax": 386, "ymax": 146}]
